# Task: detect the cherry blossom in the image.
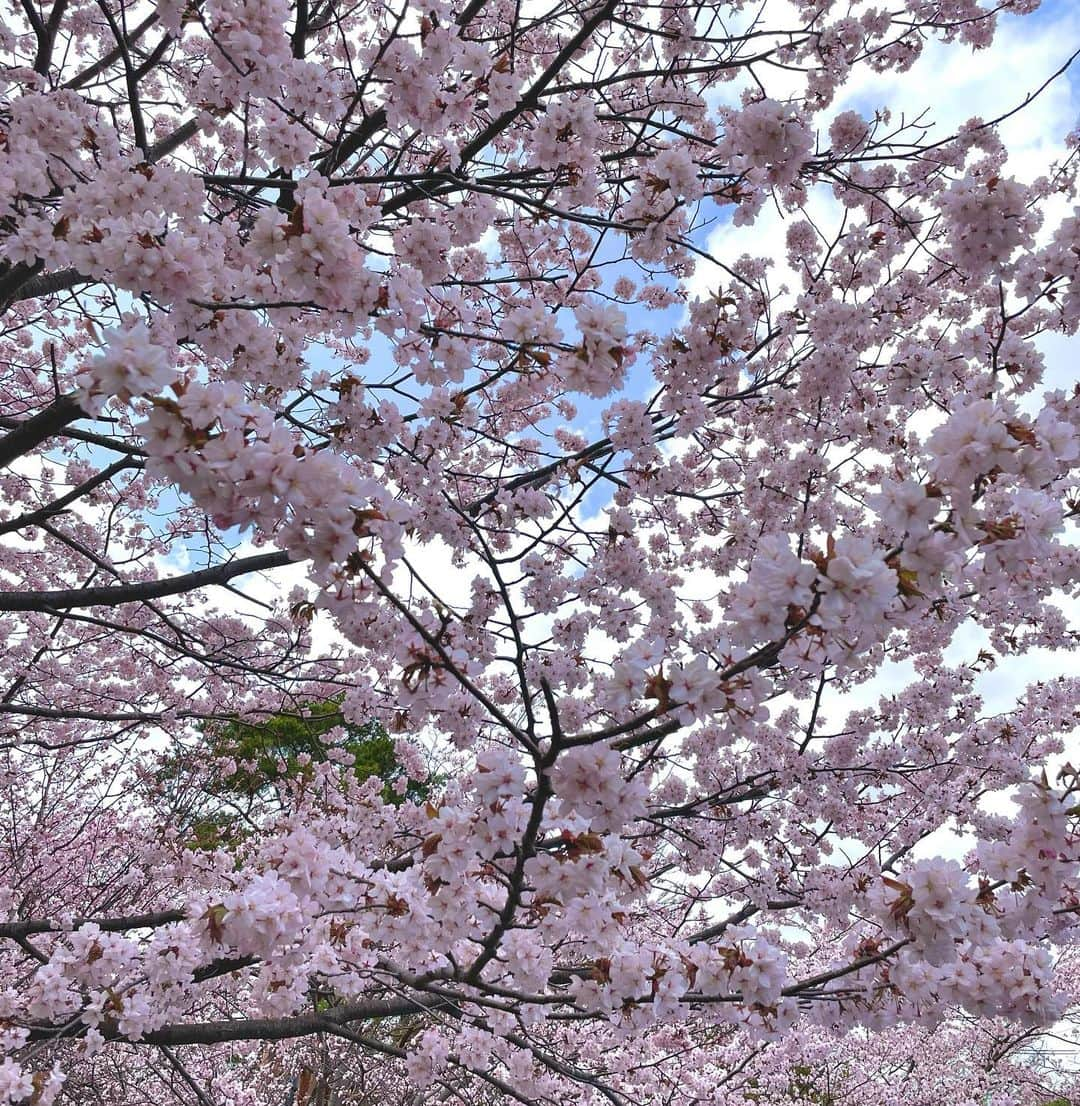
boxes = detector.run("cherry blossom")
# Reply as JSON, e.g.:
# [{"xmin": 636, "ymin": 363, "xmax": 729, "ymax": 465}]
[{"xmin": 0, "ymin": 0, "xmax": 1078, "ymax": 1101}]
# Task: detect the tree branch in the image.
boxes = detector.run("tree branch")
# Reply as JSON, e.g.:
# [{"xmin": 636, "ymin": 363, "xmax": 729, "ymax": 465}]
[
  {"xmin": 0, "ymin": 550, "xmax": 297, "ymax": 611},
  {"xmin": 0, "ymin": 395, "xmax": 87, "ymax": 470},
  {"xmin": 26, "ymin": 994, "xmax": 451, "ymax": 1045}
]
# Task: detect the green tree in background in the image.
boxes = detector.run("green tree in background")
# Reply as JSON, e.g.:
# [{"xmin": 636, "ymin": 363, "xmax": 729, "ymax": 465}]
[{"xmin": 158, "ymin": 697, "xmax": 429, "ymax": 849}]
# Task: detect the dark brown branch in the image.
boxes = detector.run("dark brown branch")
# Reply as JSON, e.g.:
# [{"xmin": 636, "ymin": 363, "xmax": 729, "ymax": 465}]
[
  {"xmin": 63, "ymin": 10, "xmax": 159, "ymax": 88},
  {"xmin": 0, "ymin": 550, "xmax": 296, "ymax": 611},
  {"xmin": 26, "ymin": 994, "xmax": 451, "ymax": 1045},
  {"xmin": 6, "ymin": 267, "xmax": 88, "ymax": 301},
  {"xmin": 0, "ymin": 457, "xmax": 142, "ymax": 536},
  {"xmin": 0, "ymin": 395, "xmax": 86, "ymax": 470},
  {"xmin": 0, "ymin": 909, "xmax": 185, "ymax": 939}
]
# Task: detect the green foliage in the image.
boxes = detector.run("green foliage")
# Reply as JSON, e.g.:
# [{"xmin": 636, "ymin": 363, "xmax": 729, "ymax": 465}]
[
  {"xmin": 740, "ymin": 1065, "xmax": 841, "ymax": 1106},
  {"xmin": 785, "ymin": 1065, "xmax": 837, "ymax": 1106},
  {"xmin": 205, "ymin": 699, "xmax": 410, "ymax": 802},
  {"xmin": 158, "ymin": 696, "xmax": 429, "ymax": 849}
]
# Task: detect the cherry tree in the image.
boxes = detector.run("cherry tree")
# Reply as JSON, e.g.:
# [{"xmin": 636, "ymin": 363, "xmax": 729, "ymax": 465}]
[{"xmin": 1, "ymin": 0, "xmax": 1079, "ymax": 1100}]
